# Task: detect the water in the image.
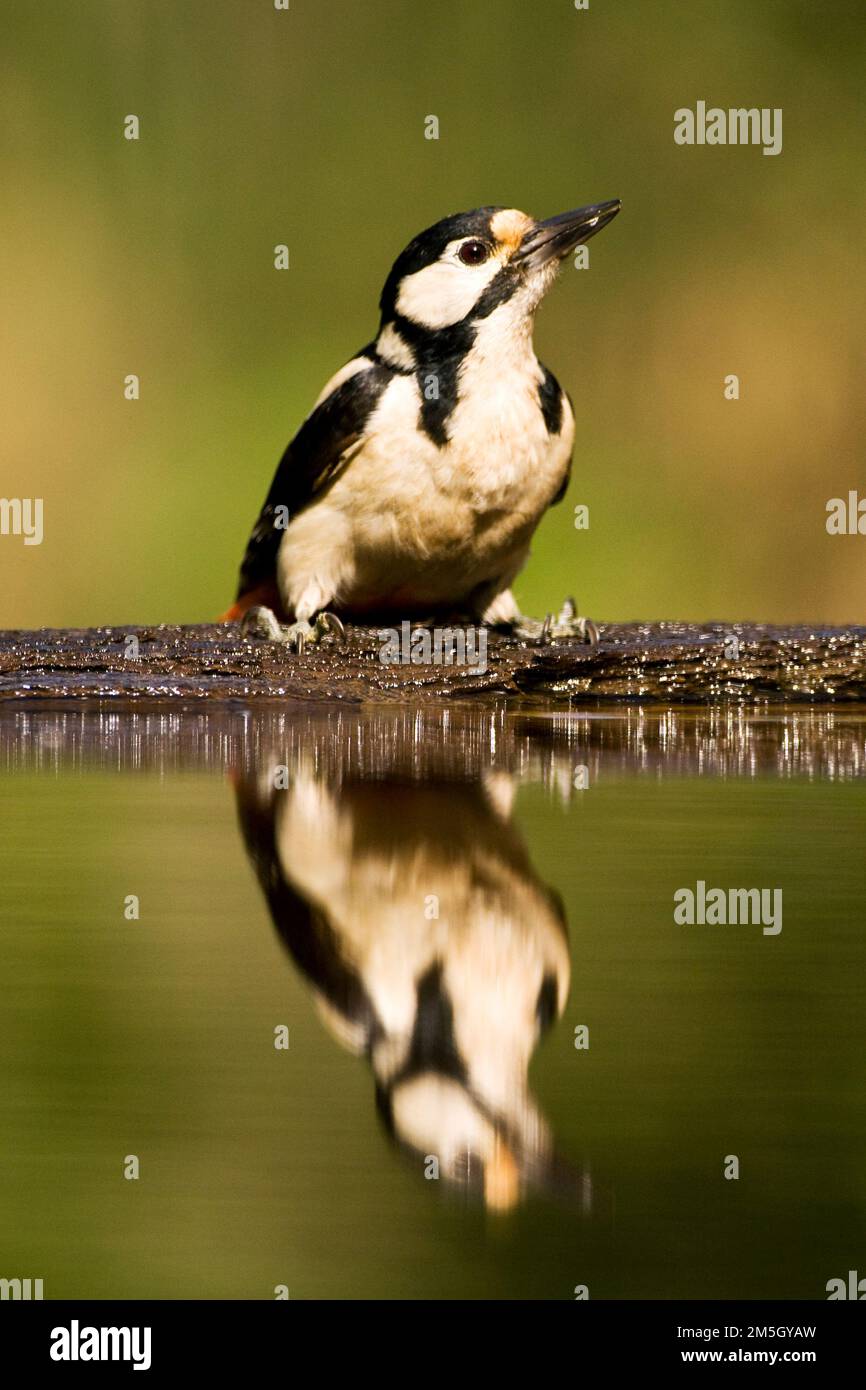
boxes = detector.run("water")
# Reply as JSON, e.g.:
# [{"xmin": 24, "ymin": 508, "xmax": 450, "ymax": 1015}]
[{"xmin": 1, "ymin": 704, "xmax": 864, "ymax": 1300}]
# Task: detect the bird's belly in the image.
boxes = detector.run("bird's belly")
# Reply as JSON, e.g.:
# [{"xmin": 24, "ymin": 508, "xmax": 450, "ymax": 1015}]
[
  {"xmin": 338, "ymin": 429, "xmax": 562, "ymax": 611},
  {"xmin": 279, "ymin": 372, "xmax": 571, "ymax": 617}
]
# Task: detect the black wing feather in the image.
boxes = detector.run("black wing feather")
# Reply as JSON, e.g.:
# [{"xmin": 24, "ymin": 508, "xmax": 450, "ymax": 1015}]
[
  {"xmin": 236, "ymin": 352, "xmax": 393, "ymax": 600},
  {"xmin": 234, "ymin": 775, "xmax": 380, "ymax": 1039}
]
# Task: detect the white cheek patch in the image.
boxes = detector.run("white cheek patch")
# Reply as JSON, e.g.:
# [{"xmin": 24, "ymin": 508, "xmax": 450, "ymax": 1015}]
[
  {"xmin": 396, "ymin": 250, "xmax": 500, "ymax": 330},
  {"xmin": 391, "ymin": 1075, "xmax": 496, "ymax": 1163}
]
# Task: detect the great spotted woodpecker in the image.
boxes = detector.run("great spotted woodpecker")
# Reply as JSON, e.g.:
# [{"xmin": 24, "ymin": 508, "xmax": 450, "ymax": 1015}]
[{"xmin": 222, "ymin": 200, "xmax": 621, "ymax": 649}]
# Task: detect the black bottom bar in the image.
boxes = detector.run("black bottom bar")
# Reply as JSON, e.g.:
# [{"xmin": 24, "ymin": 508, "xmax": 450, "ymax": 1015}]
[{"xmin": 4, "ymin": 1299, "xmax": 861, "ymax": 1374}]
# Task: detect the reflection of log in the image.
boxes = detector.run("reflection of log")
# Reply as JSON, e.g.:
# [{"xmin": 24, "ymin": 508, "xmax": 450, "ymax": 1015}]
[
  {"xmin": 0, "ymin": 620, "xmax": 864, "ymax": 703},
  {"xmin": 1, "ymin": 703, "xmax": 864, "ymax": 784}
]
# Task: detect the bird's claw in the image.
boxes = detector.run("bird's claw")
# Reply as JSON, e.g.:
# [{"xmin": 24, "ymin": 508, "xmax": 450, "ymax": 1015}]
[
  {"xmin": 318, "ymin": 611, "xmax": 346, "ymax": 642},
  {"xmin": 510, "ymin": 597, "xmax": 599, "ymax": 647},
  {"xmin": 240, "ymin": 605, "xmax": 347, "ymax": 652},
  {"xmin": 240, "ymin": 605, "xmax": 285, "ymax": 641}
]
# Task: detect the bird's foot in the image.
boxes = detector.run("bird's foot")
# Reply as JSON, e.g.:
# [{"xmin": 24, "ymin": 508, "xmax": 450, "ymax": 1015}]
[
  {"xmin": 509, "ymin": 598, "xmax": 599, "ymax": 647},
  {"xmin": 240, "ymin": 605, "xmax": 346, "ymax": 653}
]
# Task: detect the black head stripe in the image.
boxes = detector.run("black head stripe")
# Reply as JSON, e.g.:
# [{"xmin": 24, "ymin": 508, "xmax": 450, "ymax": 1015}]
[
  {"xmin": 378, "ymin": 206, "xmax": 505, "ymax": 322},
  {"xmin": 390, "ymin": 312, "xmax": 473, "ymax": 446},
  {"xmin": 391, "ymin": 963, "xmax": 467, "ymax": 1088},
  {"xmin": 386, "ymin": 264, "xmax": 522, "ymax": 446}
]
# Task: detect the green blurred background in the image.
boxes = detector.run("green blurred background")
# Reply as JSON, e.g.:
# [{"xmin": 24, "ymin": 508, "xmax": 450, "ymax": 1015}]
[
  {"xmin": 1, "ymin": 729, "xmax": 864, "ymax": 1297},
  {"xmin": 1, "ymin": 0, "xmax": 864, "ymax": 629}
]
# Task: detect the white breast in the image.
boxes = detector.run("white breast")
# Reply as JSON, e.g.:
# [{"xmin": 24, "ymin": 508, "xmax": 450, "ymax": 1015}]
[
  {"xmin": 278, "ymin": 317, "xmax": 573, "ymax": 616},
  {"xmin": 443, "ymin": 351, "xmax": 561, "ymax": 513}
]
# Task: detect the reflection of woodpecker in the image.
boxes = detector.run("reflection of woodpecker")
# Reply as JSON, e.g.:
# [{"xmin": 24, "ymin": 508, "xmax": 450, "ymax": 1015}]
[{"xmin": 236, "ymin": 766, "xmax": 583, "ymax": 1210}]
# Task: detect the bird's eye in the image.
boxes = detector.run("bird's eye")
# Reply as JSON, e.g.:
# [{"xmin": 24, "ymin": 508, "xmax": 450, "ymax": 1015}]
[{"xmin": 458, "ymin": 239, "xmax": 490, "ymax": 266}]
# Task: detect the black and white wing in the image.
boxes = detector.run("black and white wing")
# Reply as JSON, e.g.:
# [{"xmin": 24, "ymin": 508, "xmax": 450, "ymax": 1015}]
[{"xmin": 235, "ymin": 351, "xmax": 393, "ymax": 603}]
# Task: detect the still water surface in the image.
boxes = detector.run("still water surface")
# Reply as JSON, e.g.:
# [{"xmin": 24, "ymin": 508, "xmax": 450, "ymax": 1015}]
[{"xmin": 1, "ymin": 704, "xmax": 864, "ymax": 1299}]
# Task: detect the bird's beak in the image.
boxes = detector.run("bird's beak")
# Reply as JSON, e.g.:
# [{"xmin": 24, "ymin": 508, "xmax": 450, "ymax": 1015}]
[
  {"xmin": 484, "ymin": 1137, "xmax": 520, "ymax": 1211},
  {"xmin": 513, "ymin": 199, "xmax": 621, "ymax": 270}
]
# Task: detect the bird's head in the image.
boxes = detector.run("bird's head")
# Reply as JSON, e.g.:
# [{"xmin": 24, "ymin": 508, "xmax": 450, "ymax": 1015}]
[{"xmin": 376, "ymin": 200, "xmax": 621, "ymax": 364}]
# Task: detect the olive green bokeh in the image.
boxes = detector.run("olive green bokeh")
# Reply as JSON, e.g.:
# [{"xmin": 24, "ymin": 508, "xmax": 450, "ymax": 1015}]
[
  {"xmin": 2, "ymin": 0, "xmax": 864, "ymax": 627},
  {"xmin": 1, "ymin": 760, "xmax": 864, "ymax": 1298}
]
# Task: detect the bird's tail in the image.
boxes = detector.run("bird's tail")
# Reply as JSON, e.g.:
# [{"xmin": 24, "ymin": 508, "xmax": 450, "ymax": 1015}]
[
  {"xmin": 217, "ymin": 599, "xmax": 245, "ymax": 622},
  {"xmin": 217, "ymin": 581, "xmax": 281, "ymax": 623}
]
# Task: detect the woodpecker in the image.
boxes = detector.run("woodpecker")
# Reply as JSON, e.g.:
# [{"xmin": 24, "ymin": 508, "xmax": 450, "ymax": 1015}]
[
  {"xmin": 222, "ymin": 200, "xmax": 621, "ymax": 649},
  {"xmin": 235, "ymin": 762, "xmax": 586, "ymax": 1209}
]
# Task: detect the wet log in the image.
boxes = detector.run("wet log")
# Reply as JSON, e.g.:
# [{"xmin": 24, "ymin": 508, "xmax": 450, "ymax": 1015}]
[{"xmin": 0, "ymin": 620, "xmax": 863, "ymax": 704}]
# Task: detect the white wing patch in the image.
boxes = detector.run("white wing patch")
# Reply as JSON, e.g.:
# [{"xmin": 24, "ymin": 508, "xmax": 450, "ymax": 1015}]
[{"xmin": 311, "ymin": 355, "xmax": 374, "ymax": 410}]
